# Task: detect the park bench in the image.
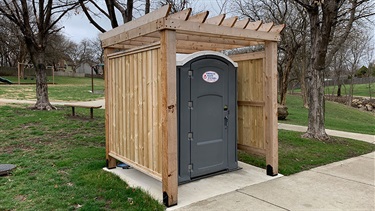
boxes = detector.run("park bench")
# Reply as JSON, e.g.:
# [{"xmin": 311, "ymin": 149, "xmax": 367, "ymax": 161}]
[{"xmin": 64, "ymin": 103, "xmax": 102, "ymax": 119}]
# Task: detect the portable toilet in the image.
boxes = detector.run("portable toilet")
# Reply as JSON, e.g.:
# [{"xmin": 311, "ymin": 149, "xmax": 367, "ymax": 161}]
[{"xmin": 176, "ymin": 51, "xmax": 238, "ymax": 184}]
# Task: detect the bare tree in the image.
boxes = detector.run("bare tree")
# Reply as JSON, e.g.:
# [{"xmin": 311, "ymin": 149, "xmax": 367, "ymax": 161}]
[
  {"xmin": 364, "ymin": 36, "xmax": 374, "ymax": 99},
  {"xmin": 292, "ymin": 0, "xmax": 375, "ymax": 140},
  {"xmin": 0, "ymin": 1, "xmax": 78, "ymax": 110},
  {"xmin": 234, "ymin": 0, "xmax": 308, "ymax": 106},
  {"xmin": 79, "ymin": 0, "xmax": 145, "ymax": 33},
  {"xmin": 159, "ymin": 0, "xmax": 190, "ymax": 13},
  {"xmin": 345, "ymin": 31, "xmax": 370, "ymax": 105},
  {"xmin": 330, "ymin": 46, "xmax": 348, "ymax": 97},
  {"xmin": 0, "ymin": 18, "xmax": 26, "ymax": 67}
]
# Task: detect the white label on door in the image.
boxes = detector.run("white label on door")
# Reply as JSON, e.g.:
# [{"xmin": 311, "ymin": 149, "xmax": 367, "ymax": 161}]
[{"xmin": 202, "ymin": 71, "xmax": 219, "ymax": 83}]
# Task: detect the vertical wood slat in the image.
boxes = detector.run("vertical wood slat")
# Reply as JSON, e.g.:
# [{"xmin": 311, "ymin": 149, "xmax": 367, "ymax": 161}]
[
  {"xmin": 152, "ymin": 49, "xmax": 159, "ymax": 173},
  {"xmin": 138, "ymin": 52, "xmax": 144, "ymax": 166},
  {"xmin": 157, "ymin": 49, "xmax": 163, "ymax": 175},
  {"xmin": 160, "ymin": 29, "xmax": 178, "ymax": 207},
  {"xmin": 134, "ymin": 53, "xmax": 139, "ymax": 163},
  {"xmin": 105, "ymin": 48, "xmax": 117, "ymax": 168},
  {"xmin": 119, "ymin": 57, "xmax": 124, "ymax": 157},
  {"xmin": 142, "ymin": 51, "xmax": 148, "ymax": 168},
  {"xmin": 129, "ymin": 54, "xmax": 135, "ymax": 162},
  {"xmin": 125, "ymin": 55, "xmax": 131, "ymax": 160},
  {"xmin": 265, "ymin": 41, "xmax": 278, "ymax": 176},
  {"xmin": 146, "ymin": 50, "xmax": 153, "ymax": 168}
]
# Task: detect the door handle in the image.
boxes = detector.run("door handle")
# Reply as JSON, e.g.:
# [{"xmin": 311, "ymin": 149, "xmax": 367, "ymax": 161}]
[{"xmin": 224, "ymin": 115, "xmax": 229, "ymax": 129}]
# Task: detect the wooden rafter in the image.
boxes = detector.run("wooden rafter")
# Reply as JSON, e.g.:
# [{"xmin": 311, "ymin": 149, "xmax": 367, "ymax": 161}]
[
  {"xmin": 234, "ymin": 18, "xmax": 250, "ymax": 29},
  {"xmin": 168, "ymin": 8, "xmax": 191, "ymax": 20},
  {"xmin": 188, "ymin": 11, "xmax": 209, "ymax": 23},
  {"xmin": 269, "ymin": 24, "xmax": 286, "ymax": 33},
  {"xmin": 258, "ymin": 22, "xmax": 274, "ymax": 32},
  {"xmin": 205, "ymin": 14, "xmax": 225, "ymax": 25},
  {"xmin": 246, "ymin": 21, "xmax": 262, "ymax": 30},
  {"xmin": 221, "ymin": 16, "xmax": 238, "ymax": 27}
]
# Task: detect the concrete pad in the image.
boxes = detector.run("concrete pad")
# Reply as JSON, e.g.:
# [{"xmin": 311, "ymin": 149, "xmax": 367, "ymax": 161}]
[
  {"xmin": 238, "ymin": 170, "xmax": 375, "ymax": 211},
  {"xmin": 170, "ymin": 162, "xmax": 283, "ymax": 210},
  {"xmin": 103, "ymin": 167, "xmax": 162, "ymax": 201},
  {"xmin": 104, "ymin": 162, "xmax": 282, "ymax": 210},
  {"xmin": 176, "ymin": 191, "xmax": 286, "ymax": 211},
  {"xmin": 311, "ymin": 152, "xmax": 375, "ymax": 186}
]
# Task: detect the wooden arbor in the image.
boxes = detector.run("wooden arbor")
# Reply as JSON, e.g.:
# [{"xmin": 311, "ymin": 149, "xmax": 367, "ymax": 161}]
[{"xmin": 100, "ymin": 5, "xmax": 284, "ymax": 207}]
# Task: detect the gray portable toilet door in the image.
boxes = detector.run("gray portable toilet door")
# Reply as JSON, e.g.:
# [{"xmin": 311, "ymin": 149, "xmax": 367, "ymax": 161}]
[{"xmin": 179, "ymin": 56, "xmax": 234, "ymax": 181}]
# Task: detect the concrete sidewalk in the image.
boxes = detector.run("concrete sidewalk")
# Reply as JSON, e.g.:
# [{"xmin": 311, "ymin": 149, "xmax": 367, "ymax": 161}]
[
  {"xmin": 175, "ymin": 152, "xmax": 375, "ymax": 211},
  {"xmin": 279, "ymin": 123, "xmax": 375, "ymax": 144}
]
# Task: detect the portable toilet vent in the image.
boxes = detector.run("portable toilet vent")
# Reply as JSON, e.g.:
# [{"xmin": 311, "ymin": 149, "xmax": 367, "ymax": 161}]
[{"xmin": 176, "ymin": 51, "xmax": 238, "ymax": 184}]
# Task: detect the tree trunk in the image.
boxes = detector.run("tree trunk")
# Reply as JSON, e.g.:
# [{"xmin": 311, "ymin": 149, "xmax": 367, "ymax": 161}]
[
  {"xmin": 337, "ymin": 83, "xmax": 342, "ymax": 97},
  {"xmin": 347, "ymin": 77, "xmax": 354, "ymax": 106},
  {"xmin": 280, "ymin": 59, "xmax": 292, "ymax": 105},
  {"xmin": 301, "ymin": 55, "xmax": 308, "ymax": 108},
  {"xmin": 302, "ymin": 2, "xmax": 335, "ymax": 141},
  {"xmin": 303, "ymin": 67, "xmax": 328, "ymax": 140},
  {"xmin": 145, "ymin": 0, "xmax": 150, "ymax": 14},
  {"xmin": 32, "ymin": 51, "xmax": 55, "ymax": 110}
]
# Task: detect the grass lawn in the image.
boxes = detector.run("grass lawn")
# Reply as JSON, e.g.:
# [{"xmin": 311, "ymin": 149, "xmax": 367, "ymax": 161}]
[
  {"xmin": 280, "ymin": 94, "xmax": 375, "ymax": 135},
  {"xmin": 0, "ymin": 76, "xmax": 104, "ymax": 101},
  {"xmin": 239, "ymin": 130, "xmax": 375, "ymax": 176},
  {"xmin": 324, "ymin": 83, "xmax": 375, "ymax": 97},
  {"xmin": 291, "ymin": 83, "xmax": 375, "ymax": 97},
  {"xmin": 0, "ymin": 105, "xmax": 164, "ymax": 210}
]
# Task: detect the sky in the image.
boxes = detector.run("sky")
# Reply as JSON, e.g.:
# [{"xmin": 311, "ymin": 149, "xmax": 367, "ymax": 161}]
[
  {"xmin": 60, "ymin": 12, "xmax": 106, "ymax": 43},
  {"xmin": 60, "ymin": 1, "xmax": 229, "ymax": 43},
  {"xmin": 60, "ymin": 1, "xmax": 375, "ymax": 49}
]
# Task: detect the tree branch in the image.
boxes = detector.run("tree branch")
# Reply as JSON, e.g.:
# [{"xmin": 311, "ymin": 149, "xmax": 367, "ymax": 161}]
[{"xmin": 79, "ymin": 0, "xmax": 106, "ymax": 33}]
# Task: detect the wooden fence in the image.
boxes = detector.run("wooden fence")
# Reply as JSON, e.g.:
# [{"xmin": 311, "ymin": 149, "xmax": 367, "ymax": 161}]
[{"xmin": 106, "ymin": 44, "xmax": 163, "ymax": 180}]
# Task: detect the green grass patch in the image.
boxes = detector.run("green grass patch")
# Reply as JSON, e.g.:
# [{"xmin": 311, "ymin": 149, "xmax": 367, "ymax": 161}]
[
  {"xmin": 280, "ymin": 95, "xmax": 375, "ymax": 135},
  {"xmin": 0, "ymin": 76, "xmax": 104, "ymax": 101},
  {"xmin": 291, "ymin": 83, "xmax": 375, "ymax": 97},
  {"xmin": 239, "ymin": 130, "xmax": 375, "ymax": 176},
  {"xmin": 324, "ymin": 83, "xmax": 375, "ymax": 97},
  {"xmin": 0, "ymin": 105, "xmax": 164, "ymax": 210}
]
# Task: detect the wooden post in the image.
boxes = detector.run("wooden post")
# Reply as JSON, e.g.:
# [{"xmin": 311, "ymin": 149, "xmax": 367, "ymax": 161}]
[
  {"xmin": 160, "ymin": 29, "xmax": 178, "ymax": 207},
  {"xmin": 104, "ymin": 48, "xmax": 117, "ymax": 169},
  {"xmin": 264, "ymin": 41, "xmax": 278, "ymax": 176}
]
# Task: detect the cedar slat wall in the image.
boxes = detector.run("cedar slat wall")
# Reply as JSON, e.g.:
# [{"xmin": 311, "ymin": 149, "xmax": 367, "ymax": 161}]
[
  {"xmin": 235, "ymin": 58, "xmax": 266, "ymax": 155},
  {"xmin": 107, "ymin": 47, "xmax": 163, "ymax": 180}
]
